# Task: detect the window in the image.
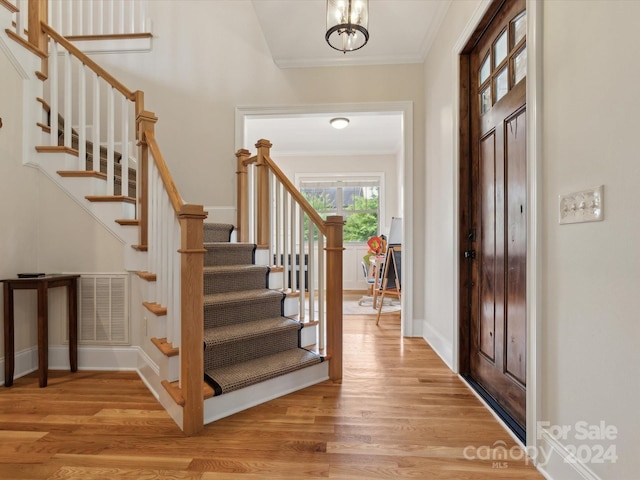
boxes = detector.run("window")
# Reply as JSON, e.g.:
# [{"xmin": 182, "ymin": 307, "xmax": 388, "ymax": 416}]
[
  {"xmin": 478, "ymin": 9, "xmax": 527, "ymax": 113},
  {"xmin": 300, "ymin": 177, "xmax": 381, "ymax": 243}
]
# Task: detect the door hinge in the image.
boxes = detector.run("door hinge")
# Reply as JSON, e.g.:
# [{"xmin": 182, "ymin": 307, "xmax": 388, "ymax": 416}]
[{"xmin": 464, "ymin": 250, "xmax": 476, "ymax": 259}]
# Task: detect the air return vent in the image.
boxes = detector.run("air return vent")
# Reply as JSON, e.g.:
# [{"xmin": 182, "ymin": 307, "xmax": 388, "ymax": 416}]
[{"xmin": 77, "ymin": 274, "xmax": 129, "ymax": 344}]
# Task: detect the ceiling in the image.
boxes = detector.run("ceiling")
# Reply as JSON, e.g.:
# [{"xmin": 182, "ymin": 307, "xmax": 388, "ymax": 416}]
[
  {"xmin": 247, "ymin": 0, "xmax": 451, "ymax": 156},
  {"xmin": 244, "ymin": 111, "xmax": 403, "ymax": 157},
  {"xmin": 251, "ymin": 0, "xmax": 451, "ymax": 68}
]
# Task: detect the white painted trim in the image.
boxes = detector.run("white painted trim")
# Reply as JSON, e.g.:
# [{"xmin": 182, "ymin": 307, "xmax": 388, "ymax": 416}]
[
  {"xmin": 203, "ymin": 360, "xmax": 328, "ymax": 424},
  {"xmin": 526, "ymin": 0, "xmax": 543, "ymax": 461},
  {"xmin": 0, "ymin": 347, "xmax": 38, "ymax": 385},
  {"xmin": 236, "ymin": 102, "xmax": 415, "ymax": 337},
  {"xmin": 422, "ymin": 320, "xmax": 454, "ymax": 371},
  {"xmin": 53, "ymin": 345, "xmax": 139, "ymax": 370},
  {"xmin": 69, "ymin": 37, "xmax": 152, "ymax": 55},
  {"xmin": 0, "ymin": 344, "xmax": 140, "ymax": 386},
  {"xmin": 537, "ymin": 430, "xmax": 605, "ymax": 480}
]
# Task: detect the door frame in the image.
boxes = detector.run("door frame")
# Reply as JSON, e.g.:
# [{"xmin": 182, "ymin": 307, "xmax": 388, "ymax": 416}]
[
  {"xmin": 453, "ymin": 0, "xmax": 542, "ymax": 449},
  {"xmin": 235, "ymin": 101, "xmax": 415, "ymax": 337}
]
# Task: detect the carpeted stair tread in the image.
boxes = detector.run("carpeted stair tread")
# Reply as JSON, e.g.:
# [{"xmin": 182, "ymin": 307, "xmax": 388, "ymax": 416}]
[
  {"xmin": 203, "ymin": 289, "xmax": 285, "ymax": 329},
  {"xmin": 203, "ymin": 288, "xmax": 284, "ymax": 307},
  {"xmin": 204, "ymin": 316, "xmax": 301, "ymax": 348},
  {"xmin": 203, "ymin": 265, "xmax": 270, "ymax": 295},
  {"xmin": 204, "ymin": 223, "xmax": 234, "ymax": 243},
  {"xmin": 204, "ymin": 242, "xmax": 256, "ymax": 266},
  {"xmin": 204, "ymin": 317, "xmax": 302, "ymax": 370},
  {"xmin": 205, "ymin": 348, "xmax": 323, "ymax": 396}
]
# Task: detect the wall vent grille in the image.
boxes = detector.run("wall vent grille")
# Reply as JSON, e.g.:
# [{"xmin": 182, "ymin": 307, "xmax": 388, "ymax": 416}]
[{"xmin": 77, "ymin": 274, "xmax": 129, "ymax": 344}]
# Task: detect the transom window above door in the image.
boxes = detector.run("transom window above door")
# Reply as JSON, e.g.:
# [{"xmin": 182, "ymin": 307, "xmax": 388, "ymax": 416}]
[{"xmin": 479, "ymin": 9, "xmax": 527, "ymax": 114}]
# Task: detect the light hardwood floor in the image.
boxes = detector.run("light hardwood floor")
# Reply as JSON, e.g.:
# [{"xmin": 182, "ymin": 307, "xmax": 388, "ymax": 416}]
[{"xmin": 0, "ymin": 311, "xmax": 544, "ymax": 479}]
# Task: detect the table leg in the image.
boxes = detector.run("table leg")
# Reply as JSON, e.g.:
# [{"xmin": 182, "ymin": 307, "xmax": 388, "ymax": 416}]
[
  {"xmin": 67, "ymin": 280, "xmax": 78, "ymax": 372},
  {"xmin": 37, "ymin": 283, "xmax": 48, "ymax": 388},
  {"xmin": 3, "ymin": 283, "xmax": 14, "ymax": 387}
]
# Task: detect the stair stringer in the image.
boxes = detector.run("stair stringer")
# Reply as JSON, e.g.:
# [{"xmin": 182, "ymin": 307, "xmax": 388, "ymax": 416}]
[{"xmin": 129, "ymin": 270, "xmax": 187, "ymax": 429}]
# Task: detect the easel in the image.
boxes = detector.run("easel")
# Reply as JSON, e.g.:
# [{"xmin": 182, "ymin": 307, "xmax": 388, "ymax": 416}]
[{"xmin": 376, "ymin": 245, "xmax": 401, "ymax": 325}]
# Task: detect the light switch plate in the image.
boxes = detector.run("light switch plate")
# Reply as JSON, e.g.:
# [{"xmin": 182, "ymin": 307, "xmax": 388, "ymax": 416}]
[{"xmin": 559, "ymin": 185, "xmax": 604, "ymax": 224}]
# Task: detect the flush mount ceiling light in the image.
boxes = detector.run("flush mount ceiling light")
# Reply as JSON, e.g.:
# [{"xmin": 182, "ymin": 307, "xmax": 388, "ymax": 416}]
[
  {"xmin": 325, "ymin": 0, "xmax": 369, "ymax": 53},
  {"xmin": 330, "ymin": 117, "xmax": 350, "ymax": 129}
]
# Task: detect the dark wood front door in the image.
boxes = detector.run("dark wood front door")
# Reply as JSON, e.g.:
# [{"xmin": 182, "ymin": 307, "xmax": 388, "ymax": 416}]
[{"xmin": 460, "ymin": 0, "xmax": 527, "ymax": 433}]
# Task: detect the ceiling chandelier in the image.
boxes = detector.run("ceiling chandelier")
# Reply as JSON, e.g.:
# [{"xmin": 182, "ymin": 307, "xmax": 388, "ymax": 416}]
[{"xmin": 325, "ymin": 0, "xmax": 369, "ymax": 53}]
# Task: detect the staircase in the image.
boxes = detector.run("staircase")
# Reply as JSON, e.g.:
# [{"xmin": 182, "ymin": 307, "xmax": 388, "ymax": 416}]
[
  {"xmin": 1, "ymin": 0, "xmax": 341, "ymax": 435},
  {"xmin": 201, "ymin": 223, "xmax": 323, "ymax": 397}
]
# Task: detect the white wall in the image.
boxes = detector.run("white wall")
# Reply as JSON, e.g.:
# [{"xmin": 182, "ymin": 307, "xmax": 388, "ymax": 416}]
[
  {"xmin": 423, "ymin": 0, "xmax": 640, "ymax": 478},
  {"xmin": 91, "ymin": 0, "xmax": 427, "ymax": 321},
  {"xmin": 0, "ymin": 26, "xmax": 126, "ymax": 380},
  {"xmin": 423, "ymin": 0, "xmax": 480, "ymax": 368},
  {"xmin": 540, "ymin": 1, "xmax": 640, "ymax": 479},
  {"xmin": 0, "ymin": 44, "xmax": 40, "ymax": 357}
]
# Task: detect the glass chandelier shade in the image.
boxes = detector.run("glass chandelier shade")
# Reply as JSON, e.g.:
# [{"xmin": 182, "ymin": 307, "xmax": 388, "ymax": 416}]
[{"xmin": 325, "ymin": 0, "xmax": 369, "ymax": 53}]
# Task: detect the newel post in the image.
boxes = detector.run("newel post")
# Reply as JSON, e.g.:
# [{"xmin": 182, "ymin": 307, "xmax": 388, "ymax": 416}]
[
  {"xmin": 28, "ymin": 0, "xmax": 47, "ymax": 51},
  {"xmin": 255, "ymin": 139, "xmax": 272, "ymax": 248},
  {"xmin": 136, "ymin": 110, "xmax": 157, "ymax": 249},
  {"xmin": 178, "ymin": 204, "xmax": 208, "ymax": 436},
  {"xmin": 235, "ymin": 149, "xmax": 251, "ymax": 243},
  {"xmin": 325, "ymin": 215, "xmax": 344, "ymax": 382}
]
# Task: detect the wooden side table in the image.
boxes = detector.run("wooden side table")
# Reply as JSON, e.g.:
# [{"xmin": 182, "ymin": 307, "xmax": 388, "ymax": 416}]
[{"xmin": 2, "ymin": 274, "xmax": 80, "ymax": 387}]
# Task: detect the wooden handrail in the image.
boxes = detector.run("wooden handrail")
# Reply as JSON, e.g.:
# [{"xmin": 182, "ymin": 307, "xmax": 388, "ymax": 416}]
[
  {"xmin": 264, "ymin": 155, "xmax": 328, "ymax": 236},
  {"xmin": 143, "ymin": 129, "xmax": 184, "ymax": 214},
  {"xmin": 41, "ymin": 22, "xmax": 137, "ymax": 101},
  {"xmin": 0, "ymin": 0, "xmax": 19, "ymax": 14}
]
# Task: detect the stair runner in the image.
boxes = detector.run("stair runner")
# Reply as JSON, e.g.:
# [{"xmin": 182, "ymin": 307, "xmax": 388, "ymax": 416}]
[{"xmin": 202, "ymin": 223, "xmax": 323, "ymax": 396}]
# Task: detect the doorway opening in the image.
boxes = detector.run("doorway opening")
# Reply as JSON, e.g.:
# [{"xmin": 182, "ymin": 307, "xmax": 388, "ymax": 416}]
[{"xmin": 236, "ymin": 102, "xmax": 414, "ymax": 337}]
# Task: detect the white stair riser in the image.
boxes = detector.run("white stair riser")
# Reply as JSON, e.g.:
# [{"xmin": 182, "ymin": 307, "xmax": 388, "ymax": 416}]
[{"xmin": 203, "ymin": 361, "xmax": 328, "ymax": 424}]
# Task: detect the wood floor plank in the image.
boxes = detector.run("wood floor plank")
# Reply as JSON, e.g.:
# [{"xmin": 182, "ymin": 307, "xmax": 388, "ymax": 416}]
[{"xmin": 0, "ymin": 312, "xmax": 544, "ymax": 479}]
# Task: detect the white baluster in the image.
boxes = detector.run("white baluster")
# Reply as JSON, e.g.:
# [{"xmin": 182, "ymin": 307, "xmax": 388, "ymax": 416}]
[
  {"xmin": 78, "ymin": 63, "xmax": 86, "ymax": 170},
  {"xmin": 63, "ymin": 50, "xmax": 72, "ymax": 149},
  {"xmin": 120, "ymin": 95, "xmax": 129, "ymax": 197},
  {"xmin": 91, "ymin": 72, "xmax": 100, "ymax": 172},
  {"xmin": 307, "ymin": 219, "xmax": 315, "ymax": 322},
  {"xmin": 86, "ymin": 0, "xmax": 93, "ymax": 35},
  {"xmin": 282, "ymin": 192, "xmax": 289, "ymax": 292},
  {"xmin": 76, "ymin": 0, "xmax": 83, "ymax": 35},
  {"xmin": 297, "ymin": 205, "xmax": 304, "ymax": 320},
  {"xmin": 49, "ymin": 39, "xmax": 59, "ymax": 147},
  {"xmin": 318, "ymin": 233, "xmax": 325, "ymax": 350},
  {"xmin": 106, "ymin": 86, "xmax": 115, "ymax": 195},
  {"xmin": 107, "ymin": 0, "xmax": 114, "ymax": 35}
]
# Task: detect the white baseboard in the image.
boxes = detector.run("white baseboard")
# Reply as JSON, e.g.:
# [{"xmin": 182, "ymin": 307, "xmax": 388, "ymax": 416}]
[
  {"xmin": 52, "ymin": 344, "xmax": 139, "ymax": 370},
  {"xmin": 536, "ymin": 429, "xmax": 607, "ymax": 480},
  {"xmin": 421, "ymin": 320, "xmax": 454, "ymax": 370},
  {"xmin": 1, "ymin": 344, "xmax": 139, "ymax": 385},
  {"xmin": 0, "ymin": 347, "xmax": 38, "ymax": 385}
]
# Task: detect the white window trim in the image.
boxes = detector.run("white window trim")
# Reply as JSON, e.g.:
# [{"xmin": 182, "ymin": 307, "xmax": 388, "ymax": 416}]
[{"xmin": 295, "ymin": 172, "xmax": 386, "ymax": 244}]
